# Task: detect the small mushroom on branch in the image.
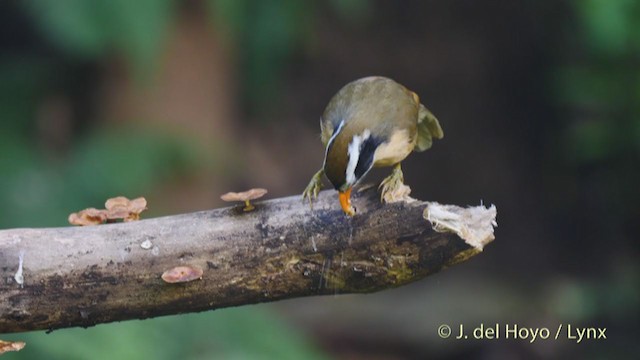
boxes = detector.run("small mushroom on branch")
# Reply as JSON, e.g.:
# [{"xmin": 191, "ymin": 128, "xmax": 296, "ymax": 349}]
[
  {"xmin": 220, "ymin": 188, "xmax": 267, "ymax": 212},
  {"xmin": 105, "ymin": 196, "xmax": 148, "ymax": 222},
  {"xmin": 68, "ymin": 208, "xmax": 108, "ymax": 226},
  {"xmin": 161, "ymin": 266, "xmax": 203, "ymax": 283},
  {"xmin": 68, "ymin": 196, "xmax": 147, "ymax": 226}
]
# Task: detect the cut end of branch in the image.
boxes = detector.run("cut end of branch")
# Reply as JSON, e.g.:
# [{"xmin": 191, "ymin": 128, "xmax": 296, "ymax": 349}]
[{"xmin": 423, "ymin": 202, "xmax": 497, "ymax": 250}]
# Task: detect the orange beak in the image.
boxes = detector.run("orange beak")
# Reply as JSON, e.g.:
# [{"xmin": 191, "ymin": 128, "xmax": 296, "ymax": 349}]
[{"xmin": 338, "ymin": 187, "xmax": 356, "ymax": 216}]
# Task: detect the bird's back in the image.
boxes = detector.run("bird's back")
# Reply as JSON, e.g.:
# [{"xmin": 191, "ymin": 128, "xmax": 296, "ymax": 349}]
[{"xmin": 320, "ymin": 76, "xmax": 419, "ymax": 146}]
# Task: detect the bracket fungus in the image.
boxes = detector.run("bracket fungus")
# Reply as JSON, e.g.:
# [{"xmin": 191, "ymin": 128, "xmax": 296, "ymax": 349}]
[
  {"xmin": 220, "ymin": 188, "xmax": 268, "ymax": 212},
  {"xmin": 161, "ymin": 266, "xmax": 204, "ymax": 284},
  {"xmin": 105, "ymin": 196, "xmax": 148, "ymax": 221},
  {"xmin": 68, "ymin": 208, "xmax": 108, "ymax": 226},
  {"xmin": 68, "ymin": 196, "xmax": 147, "ymax": 226}
]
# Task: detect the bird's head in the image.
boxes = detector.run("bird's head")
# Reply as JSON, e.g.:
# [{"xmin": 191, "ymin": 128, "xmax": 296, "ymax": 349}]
[{"xmin": 323, "ymin": 121, "xmax": 381, "ymax": 216}]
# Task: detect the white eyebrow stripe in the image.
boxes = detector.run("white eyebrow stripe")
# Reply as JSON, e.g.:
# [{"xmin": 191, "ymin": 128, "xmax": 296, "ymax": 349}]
[
  {"xmin": 326, "ymin": 120, "xmax": 345, "ymax": 149},
  {"xmin": 322, "ymin": 120, "xmax": 345, "ymax": 169},
  {"xmin": 346, "ymin": 129, "xmax": 370, "ymax": 185}
]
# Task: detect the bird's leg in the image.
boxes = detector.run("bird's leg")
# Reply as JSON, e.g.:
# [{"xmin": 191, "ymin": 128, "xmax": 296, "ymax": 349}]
[
  {"xmin": 379, "ymin": 163, "xmax": 410, "ymax": 203},
  {"xmin": 302, "ymin": 169, "xmax": 325, "ymax": 208}
]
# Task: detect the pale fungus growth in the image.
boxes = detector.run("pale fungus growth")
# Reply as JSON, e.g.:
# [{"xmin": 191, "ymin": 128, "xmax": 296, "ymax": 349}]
[
  {"xmin": 105, "ymin": 196, "xmax": 148, "ymax": 222},
  {"xmin": 220, "ymin": 188, "xmax": 267, "ymax": 212},
  {"xmin": 161, "ymin": 266, "xmax": 203, "ymax": 283},
  {"xmin": 68, "ymin": 196, "xmax": 148, "ymax": 226},
  {"xmin": 0, "ymin": 339, "xmax": 26, "ymax": 355},
  {"xmin": 68, "ymin": 208, "xmax": 108, "ymax": 226}
]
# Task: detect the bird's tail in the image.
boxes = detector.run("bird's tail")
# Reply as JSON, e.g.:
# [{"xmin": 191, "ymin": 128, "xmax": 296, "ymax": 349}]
[{"xmin": 415, "ymin": 104, "xmax": 444, "ymax": 152}]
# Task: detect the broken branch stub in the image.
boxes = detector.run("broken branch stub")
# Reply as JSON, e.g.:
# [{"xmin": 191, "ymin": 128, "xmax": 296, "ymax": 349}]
[
  {"xmin": 0, "ymin": 187, "xmax": 496, "ymax": 333},
  {"xmin": 424, "ymin": 202, "xmax": 497, "ymax": 250}
]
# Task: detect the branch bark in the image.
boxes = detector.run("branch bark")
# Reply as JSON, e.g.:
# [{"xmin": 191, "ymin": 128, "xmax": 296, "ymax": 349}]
[{"xmin": 0, "ymin": 187, "xmax": 496, "ymax": 333}]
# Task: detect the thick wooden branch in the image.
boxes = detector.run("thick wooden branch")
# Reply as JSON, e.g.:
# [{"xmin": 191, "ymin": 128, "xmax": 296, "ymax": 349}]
[{"xmin": 0, "ymin": 187, "xmax": 496, "ymax": 333}]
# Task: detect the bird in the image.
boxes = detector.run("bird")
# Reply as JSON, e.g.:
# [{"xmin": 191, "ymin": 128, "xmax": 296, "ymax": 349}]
[{"xmin": 302, "ymin": 76, "xmax": 444, "ymax": 216}]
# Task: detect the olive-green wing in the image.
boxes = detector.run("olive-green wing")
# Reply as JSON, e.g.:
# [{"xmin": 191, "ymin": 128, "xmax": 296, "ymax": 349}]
[{"xmin": 414, "ymin": 104, "xmax": 444, "ymax": 152}]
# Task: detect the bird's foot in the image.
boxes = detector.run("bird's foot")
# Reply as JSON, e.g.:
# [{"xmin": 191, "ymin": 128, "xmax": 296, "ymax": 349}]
[
  {"xmin": 379, "ymin": 164, "xmax": 412, "ymax": 203},
  {"xmin": 302, "ymin": 169, "xmax": 325, "ymax": 208}
]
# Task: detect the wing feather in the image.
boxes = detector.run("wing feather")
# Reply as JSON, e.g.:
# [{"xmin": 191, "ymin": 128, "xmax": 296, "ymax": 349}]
[{"xmin": 414, "ymin": 104, "xmax": 444, "ymax": 152}]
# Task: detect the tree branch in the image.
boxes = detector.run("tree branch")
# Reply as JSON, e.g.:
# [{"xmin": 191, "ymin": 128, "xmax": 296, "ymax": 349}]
[{"xmin": 0, "ymin": 186, "xmax": 496, "ymax": 333}]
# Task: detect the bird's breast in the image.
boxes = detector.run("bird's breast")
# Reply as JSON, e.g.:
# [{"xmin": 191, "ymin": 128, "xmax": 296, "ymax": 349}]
[{"xmin": 373, "ymin": 129, "xmax": 416, "ymax": 167}]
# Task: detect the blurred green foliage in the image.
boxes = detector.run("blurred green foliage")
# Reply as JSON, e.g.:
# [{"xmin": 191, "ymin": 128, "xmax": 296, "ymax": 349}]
[
  {"xmin": 579, "ymin": 0, "xmax": 640, "ymax": 56},
  {"xmin": 22, "ymin": 0, "xmax": 369, "ymax": 114},
  {"xmin": 208, "ymin": 0, "xmax": 316, "ymax": 114},
  {"xmin": 2, "ymin": 307, "xmax": 327, "ymax": 360},
  {"xmin": 551, "ymin": 0, "xmax": 640, "ymax": 233},
  {"xmin": 548, "ymin": 262, "xmax": 640, "ymax": 320},
  {"xmin": 207, "ymin": 0, "xmax": 370, "ymax": 114},
  {"xmin": 24, "ymin": 0, "xmax": 174, "ymax": 77},
  {"xmin": 558, "ymin": 0, "xmax": 640, "ymax": 163},
  {"xmin": 0, "ymin": 125, "xmax": 202, "ymax": 228}
]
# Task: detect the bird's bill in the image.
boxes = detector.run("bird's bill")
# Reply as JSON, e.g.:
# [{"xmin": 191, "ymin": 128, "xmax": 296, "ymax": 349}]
[{"xmin": 338, "ymin": 187, "xmax": 356, "ymax": 216}]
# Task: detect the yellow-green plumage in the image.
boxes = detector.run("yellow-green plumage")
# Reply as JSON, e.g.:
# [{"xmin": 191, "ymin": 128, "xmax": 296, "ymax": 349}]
[
  {"xmin": 303, "ymin": 76, "xmax": 444, "ymax": 214},
  {"xmin": 321, "ymin": 77, "xmax": 443, "ymax": 186},
  {"xmin": 415, "ymin": 104, "xmax": 444, "ymax": 152}
]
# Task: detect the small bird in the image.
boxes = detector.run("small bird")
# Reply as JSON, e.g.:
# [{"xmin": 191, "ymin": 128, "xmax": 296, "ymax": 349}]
[{"xmin": 302, "ymin": 76, "xmax": 444, "ymax": 215}]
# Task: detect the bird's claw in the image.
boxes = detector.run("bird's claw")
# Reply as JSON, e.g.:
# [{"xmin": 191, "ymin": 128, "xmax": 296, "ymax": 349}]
[
  {"xmin": 379, "ymin": 164, "xmax": 410, "ymax": 203},
  {"xmin": 302, "ymin": 170, "xmax": 324, "ymax": 208}
]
